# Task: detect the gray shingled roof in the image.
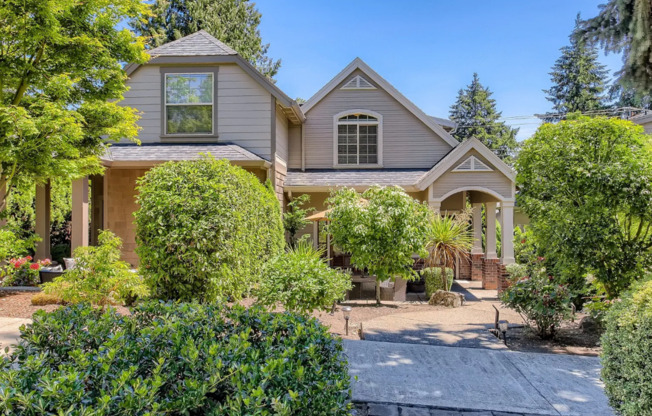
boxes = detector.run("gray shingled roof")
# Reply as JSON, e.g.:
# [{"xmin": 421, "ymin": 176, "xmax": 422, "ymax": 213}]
[
  {"xmin": 103, "ymin": 143, "xmax": 263, "ymax": 162},
  {"xmin": 428, "ymin": 116, "xmax": 457, "ymax": 129},
  {"xmin": 285, "ymin": 169, "xmax": 429, "ymax": 188},
  {"xmin": 148, "ymin": 30, "xmax": 237, "ymax": 56}
]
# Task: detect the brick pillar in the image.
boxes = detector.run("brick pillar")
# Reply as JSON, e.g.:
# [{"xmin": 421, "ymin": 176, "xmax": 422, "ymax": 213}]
[
  {"xmin": 497, "ymin": 265, "xmax": 511, "ymax": 295},
  {"xmin": 458, "ymin": 255, "xmax": 472, "ymax": 280},
  {"xmin": 471, "ymin": 254, "xmax": 484, "ymax": 281},
  {"xmin": 482, "ymin": 258, "xmax": 501, "ymax": 290}
]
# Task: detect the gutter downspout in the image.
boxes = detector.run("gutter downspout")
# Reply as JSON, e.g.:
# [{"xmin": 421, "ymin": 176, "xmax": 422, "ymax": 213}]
[{"xmin": 301, "ymin": 123, "xmax": 306, "ymax": 172}]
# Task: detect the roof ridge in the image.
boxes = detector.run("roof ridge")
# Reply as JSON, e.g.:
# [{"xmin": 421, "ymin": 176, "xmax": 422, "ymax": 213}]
[{"xmin": 196, "ymin": 30, "xmax": 238, "ymax": 55}]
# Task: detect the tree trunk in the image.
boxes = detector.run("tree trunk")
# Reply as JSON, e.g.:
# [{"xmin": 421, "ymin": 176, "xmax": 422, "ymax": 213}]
[
  {"xmin": 375, "ymin": 279, "xmax": 381, "ymax": 306},
  {"xmin": 441, "ymin": 266, "xmax": 448, "ymax": 292}
]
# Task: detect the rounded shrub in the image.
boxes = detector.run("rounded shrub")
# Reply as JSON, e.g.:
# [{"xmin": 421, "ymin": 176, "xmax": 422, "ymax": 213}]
[
  {"xmin": 134, "ymin": 157, "xmax": 284, "ymax": 301},
  {"xmin": 422, "ymin": 267, "xmax": 453, "ymax": 298},
  {"xmin": 257, "ymin": 242, "xmax": 352, "ymax": 314},
  {"xmin": 0, "ymin": 302, "xmax": 352, "ymax": 415},
  {"xmin": 601, "ymin": 278, "xmax": 652, "ymax": 415}
]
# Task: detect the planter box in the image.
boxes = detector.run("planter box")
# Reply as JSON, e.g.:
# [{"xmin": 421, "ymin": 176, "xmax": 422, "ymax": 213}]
[{"xmin": 40, "ymin": 269, "xmax": 64, "ymax": 284}]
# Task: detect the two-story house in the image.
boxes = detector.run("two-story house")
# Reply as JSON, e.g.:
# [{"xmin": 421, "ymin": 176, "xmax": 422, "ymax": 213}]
[{"xmin": 34, "ymin": 30, "xmax": 517, "ymax": 290}]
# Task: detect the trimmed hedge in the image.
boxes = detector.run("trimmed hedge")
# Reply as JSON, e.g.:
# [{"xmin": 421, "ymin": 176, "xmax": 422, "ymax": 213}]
[
  {"xmin": 601, "ymin": 278, "xmax": 652, "ymax": 415},
  {"xmin": 134, "ymin": 157, "xmax": 284, "ymax": 302},
  {"xmin": 0, "ymin": 302, "xmax": 352, "ymax": 415},
  {"xmin": 422, "ymin": 267, "xmax": 453, "ymax": 298}
]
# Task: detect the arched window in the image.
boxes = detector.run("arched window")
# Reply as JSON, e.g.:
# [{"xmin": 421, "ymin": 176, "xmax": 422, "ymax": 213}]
[{"xmin": 335, "ymin": 111, "xmax": 382, "ymax": 166}]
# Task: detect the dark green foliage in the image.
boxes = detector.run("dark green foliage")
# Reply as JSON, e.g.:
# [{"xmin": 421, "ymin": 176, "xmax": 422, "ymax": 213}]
[
  {"xmin": 134, "ymin": 157, "xmax": 284, "ymax": 302},
  {"xmin": 0, "ymin": 302, "xmax": 352, "ymax": 415},
  {"xmin": 422, "ymin": 267, "xmax": 453, "ymax": 299},
  {"xmin": 283, "ymin": 194, "xmax": 314, "ymax": 247},
  {"xmin": 601, "ymin": 278, "xmax": 652, "ymax": 415},
  {"xmin": 516, "ymin": 116, "xmax": 652, "ymax": 298},
  {"xmin": 501, "ymin": 265, "xmax": 573, "ymax": 339},
  {"xmin": 578, "ymin": 0, "xmax": 652, "ymax": 96},
  {"xmin": 544, "ymin": 16, "xmax": 609, "ymax": 120},
  {"xmin": 257, "ymin": 242, "xmax": 352, "ymax": 314},
  {"xmin": 449, "ymin": 73, "xmax": 519, "ymax": 164},
  {"xmin": 132, "ymin": 0, "xmax": 281, "ymax": 78}
]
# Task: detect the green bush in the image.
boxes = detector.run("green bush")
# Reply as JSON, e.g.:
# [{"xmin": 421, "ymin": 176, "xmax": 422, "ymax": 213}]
[
  {"xmin": 41, "ymin": 231, "xmax": 148, "ymax": 305},
  {"xmin": 422, "ymin": 267, "xmax": 453, "ymax": 298},
  {"xmin": 0, "ymin": 229, "xmax": 35, "ymax": 262},
  {"xmin": 501, "ymin": 267, "xmax": 573, "ymax": 339},
  {"xmin": 505, "ymin": 263, "xmax": 528, "ymax": 282},
  {"xmin": 135, "ymin": 157, "xmax": 284, "ymax": 302},
  {"xmin": 601, "ymin": 278, "xmax": 652, "ymax": 415},
  {"xmin": 257, "ymin": 242, "xmax": 352, "ymax": 313},
  {"xmin": 0, "ymin": 302, "xmax": 352, "ymax": 415}
]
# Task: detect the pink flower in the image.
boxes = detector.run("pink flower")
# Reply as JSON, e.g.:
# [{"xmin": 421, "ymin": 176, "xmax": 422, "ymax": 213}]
[
  {"xmin": 25, "ymin": 256, "xmax": 32, "ymax": 261},
  {"xmin": 29, "ymin": 263, "xmax": 40, "ymax": 270}
]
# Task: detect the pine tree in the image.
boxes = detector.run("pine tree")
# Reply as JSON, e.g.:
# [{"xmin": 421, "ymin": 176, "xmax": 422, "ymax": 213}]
[
  {"xmin": 449, "ymin": 73, "xmax": 519, "ymax": 164},
  {"xmin": 578, "ymin": 0, "xmax": 652, "ymax": 96},
  {"xmin": 544, "ymin": 16, "xmax": 609, "ymax": 118},
  {"xmin": 131, "ymin": 0, "xmax": 280, "ymax": 79}
]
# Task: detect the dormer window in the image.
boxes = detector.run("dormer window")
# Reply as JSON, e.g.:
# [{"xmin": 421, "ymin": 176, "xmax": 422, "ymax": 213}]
[
  {"xmin": 164, "ymin": 73, "xmax": 214, "ymax": 135},
  {"xmin": 334, "ymin": 111, "xmax": 383, "ymax": 166}
]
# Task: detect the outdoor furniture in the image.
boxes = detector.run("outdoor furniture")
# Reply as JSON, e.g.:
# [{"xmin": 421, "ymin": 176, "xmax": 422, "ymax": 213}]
[{"xmin": 39, "ymin": 264, "xmax": 64, "ymax": 284}]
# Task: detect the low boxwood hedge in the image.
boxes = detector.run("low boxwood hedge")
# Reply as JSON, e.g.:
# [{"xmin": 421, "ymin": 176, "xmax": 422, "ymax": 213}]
[
  {"xmin": 0, "ymin": 302, "xmax": 352, "ymax": 415},
  {"xmin": 601, "ymin": 278, "xmax": 652, "ymax": 415}
]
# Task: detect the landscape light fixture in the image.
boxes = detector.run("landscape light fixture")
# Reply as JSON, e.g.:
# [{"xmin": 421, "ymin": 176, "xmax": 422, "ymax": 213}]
[
  {"xmin": 341, "ymin": 306, "xmax": 352, "ymax": 335},
  {"xmin": 499, "ymin": 321, "xmax": 509, "ymax": 345}
]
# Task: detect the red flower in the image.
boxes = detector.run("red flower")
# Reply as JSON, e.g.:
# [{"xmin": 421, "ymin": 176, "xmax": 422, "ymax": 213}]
[
  {"xmin": 29, "ymin": 263, "xmax": 40, "ymax": 270},
  {"xmin": 13, "ymin": 262, "xmax": 20, "ymax": 269},
  {"xmin": 521, "ymin": 240, "xmax": 526, "ymax": 244},
  {"xmin": 26, "ymin": 256, "xmax": 32, "ymax": 261}
]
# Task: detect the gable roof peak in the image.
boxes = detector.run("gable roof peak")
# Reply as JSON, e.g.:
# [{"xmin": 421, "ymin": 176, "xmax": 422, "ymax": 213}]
[{"xmin": 148, "ymin": 29, "xmax": 238, "ymax": 57}]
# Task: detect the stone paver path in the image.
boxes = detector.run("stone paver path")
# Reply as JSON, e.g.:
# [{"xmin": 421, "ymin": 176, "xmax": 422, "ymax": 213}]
[
  {"xmin": 345, "ymin": 339, "xmax": 613, "ymax": 416},
  {"xmin": 363, "ymin": 281, "xmax": 524, "ymax": 349},
  {"xmin": 0, "ymin": 317, "xmax": 29, "ymax": 352}
]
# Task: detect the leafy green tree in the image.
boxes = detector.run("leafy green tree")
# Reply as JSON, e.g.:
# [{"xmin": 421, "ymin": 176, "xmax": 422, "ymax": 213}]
[
  {"xmin": 0, "ymin": 0, "xmax": 148, "ymax": 212},
  {"xmin": 132, "ymin": 0, "xmax": 280, "ymax": 78},
  {"xmin": 449, "ymin": 73, "xmax": 519, "ymax": 164},
  {"xmin": 516, "ymin": 115, "xmax": 652, "ymax": 298},
  {"xmin": 283, "ymin": 194, "xmax": 314, "ymax": 247},
  {"xmin": 578, "ymin": 0, "xmax": 652, "ymax": 95},
  {"xmin": 608, "ymin": 83, "xmax": 652, "ymax": 110},
  {"xmin": 544, "ymin": 16, "xmax": 609, "ymax": 120},
  {"xmin": 327, "ymin": 186, "xmax": 431, "ymax": 305}
]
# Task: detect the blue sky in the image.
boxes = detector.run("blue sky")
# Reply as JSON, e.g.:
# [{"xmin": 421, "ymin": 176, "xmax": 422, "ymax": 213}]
[{"xmin": 256, "ymin": 1, "xmax": 622, "ymax": 140}]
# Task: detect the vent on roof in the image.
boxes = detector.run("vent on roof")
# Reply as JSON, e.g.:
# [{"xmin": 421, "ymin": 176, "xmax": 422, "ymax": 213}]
[
  {"xmin": 341, "ymin": 75, "xmax": 376, "ymax": 90},
  {"xmin": 452, "ymin": 156, "xmax": 493, "ymax": 172}
]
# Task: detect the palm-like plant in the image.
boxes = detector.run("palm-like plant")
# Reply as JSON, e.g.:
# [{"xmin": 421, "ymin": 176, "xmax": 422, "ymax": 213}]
[{"xmin": 425, "ymin": 213, "xmax": 473, "ymax": 291}]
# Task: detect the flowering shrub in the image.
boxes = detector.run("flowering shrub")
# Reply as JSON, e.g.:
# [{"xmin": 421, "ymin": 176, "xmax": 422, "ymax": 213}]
[
  {"xmin": 501, "ymin": 267, "xmax": 573, "ymax": 339},
  {"xmin": 1, "ymin": 256, "xmax": 50, "ymax": 287}
]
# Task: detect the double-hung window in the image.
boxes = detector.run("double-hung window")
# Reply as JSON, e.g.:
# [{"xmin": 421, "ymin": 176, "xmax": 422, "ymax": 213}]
[
  {"xmin": 336, "ymin": 113, "xmax": 380, "ymax": 165},
  {"xmin": 164, "ymin": 73, "xmax": 214, "ymax": 135}
]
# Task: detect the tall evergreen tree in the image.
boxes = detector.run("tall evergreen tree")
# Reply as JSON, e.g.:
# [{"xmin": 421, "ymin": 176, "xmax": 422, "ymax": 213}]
[
  {"xmin": 449, "ymin": 73, "xmax": 519, "ymax": 163},
  {"xmin": 131, "ymin": 0, "xmax": 280, "ymax": 78},
  {"xmin": 578, "ymin": 0, "xmax": 652, "ymax": 96},
  {"xmin": 544, "ymin": 16, "xmax": 609, "ymax": 118}
]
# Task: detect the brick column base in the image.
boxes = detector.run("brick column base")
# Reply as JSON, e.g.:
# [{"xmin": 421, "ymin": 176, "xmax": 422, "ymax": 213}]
[
  {"xmin": 458, "ymin": 256, "xmax": 472, "ymax": 280},
  {"xmin": 482, "ymin": 258, "xmax": 501, "ymax": 290},
  {"xmin": 471, "ymin": 254, "xmax": 484, "ymax": 281},
  {"xmin": 497, "ymin": 267, "xmax": 511, "ymax": 295}
]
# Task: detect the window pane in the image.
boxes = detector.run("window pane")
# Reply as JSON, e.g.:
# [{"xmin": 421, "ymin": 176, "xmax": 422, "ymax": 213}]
[
  {"xmin": 359, "ymin": 154, "xmax": 368, "ymax": 164},
  {"xmin": 368, "ymin": 154, "xmax": 378, "ymax": 164},
  {"xmin": 166, "ymin": 74, "xmax": 213, "ymax": 104},
  {"xmin": 338, "ymin": 155, "xmax": 348, "ymax": 164},
  {"xmin": 348, "ymin": 155, "xmax": 357, "ymax": 164},
  {"xmin": 167, "ymin": 105, "xmax": 212, "ymax": 134}
]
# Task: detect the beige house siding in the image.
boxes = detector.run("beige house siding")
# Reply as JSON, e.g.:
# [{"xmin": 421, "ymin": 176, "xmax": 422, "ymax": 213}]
[
  {"xmin": 275, "ymin": 108, "xmax": 289, "ymax": 163},
  {"xmin": 288, "ymin": 124, "xmax": 302, "ymax": 169},
  {"xmin": 121, "ymin": 64, "xmax": 273, "ymax": 160},
  {"xmin": 429, "ymin": 149, "xmax": 513, "ymax": 201},
  {"xmin": 303, "ymin": 69, "xmax": 453, "ymax": 169}
]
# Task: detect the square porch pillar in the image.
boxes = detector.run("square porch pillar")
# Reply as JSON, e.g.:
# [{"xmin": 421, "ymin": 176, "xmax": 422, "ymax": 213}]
[
  {"xmin": 485, "ymin": 202, "xmax": 497, "ymax": 259},
  {"xmin": 501, "ymin": 202, "xmax": 515, "ymax": 264},
  {"xmin": 35, "ymin": 181, "xmax": 51, "ymax": 260},
  {"xmin": 428, "ymin": 201, "xmax": 441, "ymax": 213},
  {"xmin": 471, "ymin": 203, "xmax": 483, "ymax": 255},
  {"xmin": 71, "ymin": 177, "xmax": 89, "ymax": 252}
]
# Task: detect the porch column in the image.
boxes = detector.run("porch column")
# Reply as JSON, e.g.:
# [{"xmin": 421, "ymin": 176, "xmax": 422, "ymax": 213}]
[
  {"xmin": 313, "ymin": 221, "xmax": 319, "ymax": 250},
  {"xmin": 471, "ymin": 203, "xmax": 483, "ymax": 255},
  {"xmin": 35, "ymin": 181, "xmax": 51, "ymax": 260},
  {"xmin": 71, "ymin": 177, "xmax": 89, "ymax": 252},
  {"xmin": 429, "ymin": 201, "xmax": 441, "ymax": 213},
  {"xmin": 501, "ymin": 202, "xmax": 515, "ymax": 264},
  {"xmin": 485, "ymin": 202, "xmax": 497, "ymax": 259}
]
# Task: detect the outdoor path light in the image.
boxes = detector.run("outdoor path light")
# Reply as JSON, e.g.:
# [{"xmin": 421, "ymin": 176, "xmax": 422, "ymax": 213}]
[
  {"xmin": 499, "ymin": 320, "xmax": 509, "ymax": 345},
  {"xmin": 342, "ymin": 306, "xmax": 352, "ymax": 335}
]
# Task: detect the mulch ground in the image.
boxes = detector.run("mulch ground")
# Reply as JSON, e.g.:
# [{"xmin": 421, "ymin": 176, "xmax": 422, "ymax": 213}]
[{"xmin": 0, "ymin": 291, "xmax": 602, "ymax": 355}]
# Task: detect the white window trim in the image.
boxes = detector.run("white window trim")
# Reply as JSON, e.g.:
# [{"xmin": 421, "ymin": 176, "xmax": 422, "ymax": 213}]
[
  {"xmin": 164, "ymin": 72, "xmax": 215, "ymax": 136},
  {"xmin": 333, "ymin": 109, "xmax": 383, "ymax": 168},
  {"xmin": 451, "ymin": 155, "xmax": 494, "ymax": 172},
  {"xmin": 341, "ymin": 75, "xmax": 376, "ymax": 90}
]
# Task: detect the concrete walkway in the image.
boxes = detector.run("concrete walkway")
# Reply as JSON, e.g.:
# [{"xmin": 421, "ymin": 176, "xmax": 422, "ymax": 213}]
[
  {"xmin": 0, "ymin": 317, "xmax": 29, "ymax": 352},
  {"xmin": 344, "ymin": 340, "xmax": 613, "ymax": 416}
]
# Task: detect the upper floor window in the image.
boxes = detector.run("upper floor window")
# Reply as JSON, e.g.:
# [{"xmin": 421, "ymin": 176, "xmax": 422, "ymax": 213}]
[
  {"xmin": 336, "ymin": 112, "xmax": 382, "ymax": 166},
  {"xmin": 165, "ymin": 73, "xmax": 214, "ymax": 135}
]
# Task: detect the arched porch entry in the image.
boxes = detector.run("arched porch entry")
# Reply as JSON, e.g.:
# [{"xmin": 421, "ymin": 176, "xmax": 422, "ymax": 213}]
[{"xmin": 428, "ymin": 187, "xmax": 515, "ymax": 290}]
